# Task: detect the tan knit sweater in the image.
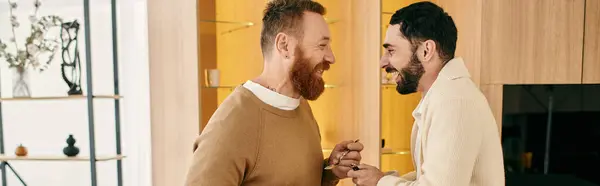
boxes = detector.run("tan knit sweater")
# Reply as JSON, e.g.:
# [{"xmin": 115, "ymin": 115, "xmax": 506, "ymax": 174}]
[
  {"xmin": 378, "ymin": 58, "xmax": 505, "ymax": 186},
  {"xmin": 184, "ymin": 87, "xmax": 339, "ymax": 186}
]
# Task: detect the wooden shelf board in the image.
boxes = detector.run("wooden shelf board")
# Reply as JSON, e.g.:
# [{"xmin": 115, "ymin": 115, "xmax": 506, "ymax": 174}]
[
  {"xmin": 0, "ymin": 154, "xmax": 126, "ymax": 161},
  {"xmin": 324, "ymin": 18, "xmax": 340, "ymax": 24},
  {"xmin": 198, "ymin": 19, "xmax": 254, "ymax": 26},
  {"xmin": 0, "ymin": 95, "xmax": 123, "ymax": 101},
  {"xmin": 381, "ymin": 84, "xmax": 397, "ymax": 89},
  {"xmin": 382, "ymin": 148, "xmax": 410, "ymax": 155}
]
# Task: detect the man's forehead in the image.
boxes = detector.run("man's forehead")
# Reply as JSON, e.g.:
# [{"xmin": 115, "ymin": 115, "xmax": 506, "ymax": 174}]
[
  {"xmin": 302, "ymin": 12, "xmax": 330, "ymax": 40},
  {"xmin": 384, "ymin": 25, "xmax": 404, "ymax": 46}
]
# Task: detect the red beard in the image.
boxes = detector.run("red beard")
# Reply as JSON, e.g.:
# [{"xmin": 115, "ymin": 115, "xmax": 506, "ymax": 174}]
[{"xmin": 291, "ymin": 48, "xmax": 327, "ymax": 101}]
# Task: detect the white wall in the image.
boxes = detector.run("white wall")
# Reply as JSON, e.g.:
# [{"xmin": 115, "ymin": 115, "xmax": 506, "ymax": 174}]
[{"xmin": 0, "ymin": 0, "xmax": 152, "ymax": 185}]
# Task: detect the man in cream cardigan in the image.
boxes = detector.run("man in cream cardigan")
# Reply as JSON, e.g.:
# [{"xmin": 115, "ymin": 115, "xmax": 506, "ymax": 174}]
[{"xmin": 347, "ymin": 2, "xmax": 505, "ymax": 186}]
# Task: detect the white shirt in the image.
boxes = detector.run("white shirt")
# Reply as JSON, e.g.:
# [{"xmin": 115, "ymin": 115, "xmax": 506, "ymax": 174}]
[
  {"xmin": 412, "ymin": 92, "xmax": 430, "ymax": 179},
  {"xmin": 242, "ymin": 80, "xmax": 300, "ymax": 110}
]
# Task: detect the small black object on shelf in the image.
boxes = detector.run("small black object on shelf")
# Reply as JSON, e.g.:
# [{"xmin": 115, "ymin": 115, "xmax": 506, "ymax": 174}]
[{"xmin": 63, "ymin": 134, "xmax": 80, "ymax": 157}]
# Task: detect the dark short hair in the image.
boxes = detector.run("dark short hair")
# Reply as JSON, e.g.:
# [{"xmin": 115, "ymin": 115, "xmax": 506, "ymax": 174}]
[
  {"xmin": 260, "ymin": 0, "xmax": 326, "ymax": 55},
  {"xmin": 390, "ymin": 1, "xmax": 457, "ymax": 62}
]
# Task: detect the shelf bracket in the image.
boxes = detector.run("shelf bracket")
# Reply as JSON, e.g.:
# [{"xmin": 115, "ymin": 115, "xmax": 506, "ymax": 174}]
[
  {"xmin": 198, "ymin": 19, "xmax": 255, "ymax": 35},
  {"xmin": 324, "ymin": 18, "xmax": 340, "ymax": 24}
]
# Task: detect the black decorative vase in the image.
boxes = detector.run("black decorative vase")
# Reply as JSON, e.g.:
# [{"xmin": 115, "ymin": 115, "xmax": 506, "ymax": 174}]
[{"xmin": 63, "ymin": 134, "xmax": 80, "ymax": 157}]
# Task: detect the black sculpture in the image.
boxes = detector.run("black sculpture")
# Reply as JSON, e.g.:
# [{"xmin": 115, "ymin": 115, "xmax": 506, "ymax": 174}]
[
  {"xmin": 60, "ymin": 20, "xmax": 82, "ymax": 95},
  {"xmin": 63, "ymin": 134, "xmax": 80, "ymax": 157}
]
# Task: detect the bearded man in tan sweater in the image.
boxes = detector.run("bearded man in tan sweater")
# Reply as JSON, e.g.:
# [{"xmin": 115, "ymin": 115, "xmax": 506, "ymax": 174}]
[
  {"xmin": 184, "ymin": 0, "xmax": 363, "ymax": 185},
  {"xmin": 348, "ymin": 2, "xmax": 505, "ymax": 186}
]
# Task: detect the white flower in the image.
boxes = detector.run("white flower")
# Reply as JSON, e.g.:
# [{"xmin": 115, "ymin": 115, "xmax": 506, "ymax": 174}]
[
  {"xmin": 17, "ymin": 50, "xmax": 27, "ymax": 62},
  {"xmin": 10, "ymin": 37, "xmax": 16, "ymax": 42},
  {"xmin": 36, "ymin": 32, "xmax": 44, "ymax": 41},
  {"xmin": 29, "ymin": 15, "xmax": 38, "ymax": 22},
  {"xmin": 28, "ymin": 56, "xmax": 38, "ymax": 66},
  {"xmin": 27, "ymin": 44, "xmax": 39, "ymax": 54},
  {"xmin": 10, "ymin": 16, "xmax": 19, "ymax": 27}
]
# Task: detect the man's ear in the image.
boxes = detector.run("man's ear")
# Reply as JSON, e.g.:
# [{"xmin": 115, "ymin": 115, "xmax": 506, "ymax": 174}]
[
  {"xmin": 275, "ymin": 33, "xmax": 290, "ymax": 59},
  {"xmin": 419, "ymin": 40, "xmax": 436, "ymax": 62}
]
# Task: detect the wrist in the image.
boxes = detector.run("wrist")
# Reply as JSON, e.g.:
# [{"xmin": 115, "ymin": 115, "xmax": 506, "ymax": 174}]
[
  {"xmin": 322, "ymin": 170, "xmax": 340, "ymax": 186},
  {"xmin": 322, "ymin": 159, "xmax": 340, "ymax": 182}
]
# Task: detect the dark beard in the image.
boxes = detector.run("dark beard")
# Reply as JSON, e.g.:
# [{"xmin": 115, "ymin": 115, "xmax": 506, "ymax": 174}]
[
  {"xmin": 291, "ymin": 48, "xmax": 326, "ymax": 101},
  {"xmin": 396, "ymin": 53, "xmax": 425, "ymax": 95}
]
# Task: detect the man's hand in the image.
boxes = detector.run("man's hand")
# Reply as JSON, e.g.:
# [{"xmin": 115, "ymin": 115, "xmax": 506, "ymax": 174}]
[
  {"xmin": 347, "ymin": 164, "xmax": 384, "ymax": 186},
  {"xmin": 327, "ymin": 140, "xmax": 364, "ymax": 179}
]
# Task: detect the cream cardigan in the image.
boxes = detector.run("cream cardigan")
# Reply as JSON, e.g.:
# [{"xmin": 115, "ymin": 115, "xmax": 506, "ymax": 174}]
[{"xmin": 378, "ymin": 58, "xmax": 505, "ymax": 186}]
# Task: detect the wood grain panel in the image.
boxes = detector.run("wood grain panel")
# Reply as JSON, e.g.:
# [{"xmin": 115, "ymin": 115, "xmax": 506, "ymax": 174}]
[
  {"xmin": 148, "ymin": 0, "xmax": 200, "ymax": 185},
  {"xmin": 351, "ymin": 0, "xmax": 382, "ymax": 169},
  {"xmin": 435, "ymin": 0, "xmax": 483, "ymax": 87},
  {"xmin": 482, "ymin": 0, "xmax": 585, "ymax": 84},
  {"xmin": 481, "ymin": 84, "xmax": 503, "ymax": 136},
  {"xmin": 584, "ymin": 0, "xmax": 600, "ymax": 84}
]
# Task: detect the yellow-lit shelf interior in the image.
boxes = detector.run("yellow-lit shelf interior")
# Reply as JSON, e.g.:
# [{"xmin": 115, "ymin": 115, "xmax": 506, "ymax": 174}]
[{"xmin": 379, "ymin": 0, "xmax": 423, "ymax": 175}]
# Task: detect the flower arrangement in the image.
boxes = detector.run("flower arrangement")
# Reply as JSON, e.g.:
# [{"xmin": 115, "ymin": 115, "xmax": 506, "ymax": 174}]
[
  {"xmin": 0, "ymin": 0, "xmax": 63, "ymax": 72},
  {"xmin": 0, "ymin": 0, "xmax": 63, "ymax": 97}
]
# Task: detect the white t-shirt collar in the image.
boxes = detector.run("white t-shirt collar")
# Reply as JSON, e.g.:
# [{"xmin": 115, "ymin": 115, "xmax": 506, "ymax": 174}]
[{"xmin": 242, "ymin": 80, "xmax": 300, "ymax": 110}]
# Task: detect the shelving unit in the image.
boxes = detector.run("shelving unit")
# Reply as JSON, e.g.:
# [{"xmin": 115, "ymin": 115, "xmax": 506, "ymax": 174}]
[
  {"xmin": 0, "ymin": 95, "xmax": 123, "ymax": 101},
  {"xmin": 378, "ymin": 0, "xmax": 423, "ymax": 175},
  {"xmin": 0, "ymin": 0, "xmax": 124, "ymax": 186},
  {"xmin": 0, "ymin": 155, "xmax": 126, "ymax": 162}
]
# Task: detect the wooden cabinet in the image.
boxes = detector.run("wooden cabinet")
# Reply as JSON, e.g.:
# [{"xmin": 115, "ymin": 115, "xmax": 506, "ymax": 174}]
[
  {"xmin": 584, "ymin": 0, "xmax": 600, "ymax": 84},
  {"xmin": 481, "ymin": 0, "xmax": 585, "ymax": 84}
]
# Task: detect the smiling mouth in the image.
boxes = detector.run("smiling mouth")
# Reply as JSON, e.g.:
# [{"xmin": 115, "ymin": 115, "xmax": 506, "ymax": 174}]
[
  {"xmin": 316, "ymin": 69, "xmax": 324, "ymax": 77},
  {"xmin": 385, "ymin": 66, "xmax": 400, "ymax": 82},
  {"xmin": 315, "ymin": 63, "xmax": 330, "ymax": 77},
  {"xmin": 385, "ymin": 66, "xmax": 396, "ymax": 73}
]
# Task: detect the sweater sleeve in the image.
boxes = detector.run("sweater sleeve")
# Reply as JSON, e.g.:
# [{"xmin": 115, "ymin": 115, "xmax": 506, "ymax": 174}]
[
  {"xmin": 184, "ymin": 118, "xmax": 260, "ymax": 186},
  {"xmin": 321, "ymin": 158, "xmax": 340, "ymax": 186},
  {"xmin": 377, "ymin": 98, "xmax": 483, "ymax": 186}
]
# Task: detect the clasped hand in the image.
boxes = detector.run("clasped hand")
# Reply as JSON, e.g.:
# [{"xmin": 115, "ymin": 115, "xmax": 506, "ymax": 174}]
[{"xmin": 327, "ymin": 140, "xmax": 364, "ymax": 179}]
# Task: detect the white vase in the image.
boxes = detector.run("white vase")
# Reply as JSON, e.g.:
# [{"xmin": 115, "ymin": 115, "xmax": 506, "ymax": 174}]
[{"xmin": 12, "ymin": 66, "xmax": 31, "ymax": 98}]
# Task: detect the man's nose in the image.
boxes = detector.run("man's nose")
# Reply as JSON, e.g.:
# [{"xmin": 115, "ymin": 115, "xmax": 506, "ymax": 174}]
[
  {"xmin": 324, "ymin": 47, "xmax": 335, "ymax": 64},
  {"xmin": 380, "ymin": 55, "xmax": 389, "ymax": 68}
]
